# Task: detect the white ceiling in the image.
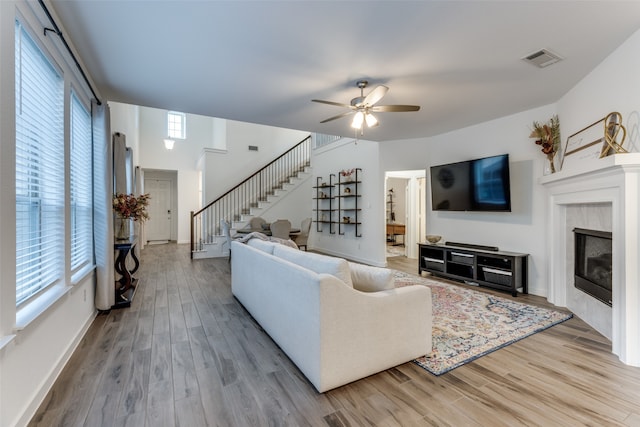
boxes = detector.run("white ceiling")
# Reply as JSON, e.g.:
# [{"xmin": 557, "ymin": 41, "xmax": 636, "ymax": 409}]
[{"xmin": 49, "ymin": 1, "xmax": 640, "ymax": 142}]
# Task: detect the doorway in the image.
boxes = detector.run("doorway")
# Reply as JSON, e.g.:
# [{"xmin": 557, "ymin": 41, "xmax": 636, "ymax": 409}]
[
  {"xmin": 143, "ymin": 169, "xmax": 178, "ymax": 244},
  {"xmin": 385, "ymin": 170, "xmax": 426, "ymax": 260}
]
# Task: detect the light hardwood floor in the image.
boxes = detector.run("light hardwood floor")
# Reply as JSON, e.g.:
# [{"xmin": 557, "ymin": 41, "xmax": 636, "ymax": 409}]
[{"xmin": 29, "ymin": 244, "xmax": 640, "ymax": 426}]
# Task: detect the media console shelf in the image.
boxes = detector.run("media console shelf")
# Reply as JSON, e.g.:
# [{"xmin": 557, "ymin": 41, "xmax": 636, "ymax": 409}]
[{"xmin": 418, "ymin": 243, "xmax": 528, "ymax": 296}]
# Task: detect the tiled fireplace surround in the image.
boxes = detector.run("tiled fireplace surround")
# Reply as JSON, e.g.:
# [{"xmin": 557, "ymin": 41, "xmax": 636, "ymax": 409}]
[{"xmin": 542, "ymin": 154, "xmax": 640, "ymax": 366}]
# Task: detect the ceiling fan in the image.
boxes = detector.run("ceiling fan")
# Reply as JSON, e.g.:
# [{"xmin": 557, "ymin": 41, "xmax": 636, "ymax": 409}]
[{"xmin": 312, "ymin": 80, "xmax": 420, "ymax": 131}]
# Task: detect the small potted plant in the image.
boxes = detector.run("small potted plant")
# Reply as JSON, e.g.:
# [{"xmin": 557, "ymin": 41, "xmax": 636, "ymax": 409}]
[{"xmin": 340, "ymin": 168, "xmax": 356, "ymax": 182}]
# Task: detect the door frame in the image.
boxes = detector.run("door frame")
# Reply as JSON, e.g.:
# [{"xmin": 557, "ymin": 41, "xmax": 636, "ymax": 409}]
[{"xmin": 384, "ymin": 170, "xmax": 426, "ymax": 259}]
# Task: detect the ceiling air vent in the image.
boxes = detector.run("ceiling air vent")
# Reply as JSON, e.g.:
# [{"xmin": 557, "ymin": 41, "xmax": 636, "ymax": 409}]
[{"xmin": 522, "ymin": 49, "xmax": 563, "ymax": 68}]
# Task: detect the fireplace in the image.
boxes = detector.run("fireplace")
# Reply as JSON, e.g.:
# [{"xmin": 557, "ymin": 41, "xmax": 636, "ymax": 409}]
[
  {"xmin": 573, "ymin": 228, "xmax": 612, "ymax": 306},
  {"xmin": 541, "ymin": 153, "xmax": 640, "ymax": 367}
]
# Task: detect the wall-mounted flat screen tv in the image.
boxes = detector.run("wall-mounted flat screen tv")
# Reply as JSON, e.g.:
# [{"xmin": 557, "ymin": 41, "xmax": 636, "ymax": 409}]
[{"xmin": 430, "ymin": 154, "xmax": 511, "ymax": 212}]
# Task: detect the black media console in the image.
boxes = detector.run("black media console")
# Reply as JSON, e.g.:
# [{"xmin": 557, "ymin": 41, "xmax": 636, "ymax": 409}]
[{"xmin": 418, "ymin": 243, "xmax": 528, "ymax": 297}]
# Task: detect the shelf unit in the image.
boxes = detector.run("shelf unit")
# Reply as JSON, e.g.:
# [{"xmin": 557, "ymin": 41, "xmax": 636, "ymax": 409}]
[
  {"xmin": 418, "ymin": 243, "xmax": 528, "ymax": 296},
  {"xmin": 313, "ymin": 174, "xmax": 336, "ymax": 234},
  {"xmin": 313, "ymin": 168, "xmax": 362, "ymax": 237},
  {"xmin": 386, "ymin": 189, "xmax": 395, "ymax": 223},
  {"xmin": 337, "ymin": 168, "xmax": 362, "ymax": 236}
]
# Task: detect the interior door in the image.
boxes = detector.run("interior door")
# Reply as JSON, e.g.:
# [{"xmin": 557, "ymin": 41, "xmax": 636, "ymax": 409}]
[{"xmin": 145, "ymin": 178, "xmax": 172, "ymax": 241}]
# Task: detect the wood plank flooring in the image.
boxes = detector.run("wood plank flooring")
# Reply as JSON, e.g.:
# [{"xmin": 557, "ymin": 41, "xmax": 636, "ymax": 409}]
[{"xmin": 29, "ymin": 244, "xmax": 640, "ymax": 426}]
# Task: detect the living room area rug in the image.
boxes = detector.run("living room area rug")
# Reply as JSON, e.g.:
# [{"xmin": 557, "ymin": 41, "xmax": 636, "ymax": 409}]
[{"xmin": 393, "ymin": 271, "xmax": 573, "ymax": 375}]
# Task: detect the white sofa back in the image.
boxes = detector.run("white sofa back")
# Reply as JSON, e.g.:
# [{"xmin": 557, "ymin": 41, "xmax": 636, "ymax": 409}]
[{"xmin": 231, "ymin": 240, "xmax": 432, "ymax": 392}]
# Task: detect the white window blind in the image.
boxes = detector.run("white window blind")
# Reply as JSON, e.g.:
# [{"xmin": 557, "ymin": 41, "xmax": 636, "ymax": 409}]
[
  {"xmin": 167, "ymin": 111, "xmax": 186, "ymax": 139},
  {"xmin": 70, "ymin": 92, "xmax": 93, "ymax": 273},
  {"xmin": 15, "ymin": 20, "xmax": 64, "ymax": 306}
]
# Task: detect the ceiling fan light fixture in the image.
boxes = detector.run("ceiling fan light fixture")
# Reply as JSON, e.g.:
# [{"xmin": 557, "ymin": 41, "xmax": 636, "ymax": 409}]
[
  {"xmin": 365, "ymin": 112, "xmax": 378, "ymax": 128},
  {"xmin": 313, "ymin": 79, "xmax": 420, "ymax": 132},
  {"xmin": 351, "ymin": 111, "xmax": 364, "ymax": 129}
]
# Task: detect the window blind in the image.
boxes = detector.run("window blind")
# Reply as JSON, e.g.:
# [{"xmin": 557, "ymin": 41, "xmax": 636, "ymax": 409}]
[
  {"xmin": 15, "ymin": 20, "xmax": 64, "ymax": 305},
  {"xmin": 70, "ymin": 92, "xmax": 93, "ymax": 273}
]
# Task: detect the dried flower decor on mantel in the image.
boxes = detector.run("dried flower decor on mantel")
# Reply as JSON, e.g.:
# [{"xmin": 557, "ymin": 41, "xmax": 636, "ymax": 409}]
[{"xmin": 530, "ymin": 115, "xmax": 561, "ymax": 173}]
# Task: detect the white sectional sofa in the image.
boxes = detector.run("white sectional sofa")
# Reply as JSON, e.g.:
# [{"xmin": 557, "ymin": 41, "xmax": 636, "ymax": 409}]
[{"xmin": 231, "ymin": 239, "xmax": 432, "ymax": 392}]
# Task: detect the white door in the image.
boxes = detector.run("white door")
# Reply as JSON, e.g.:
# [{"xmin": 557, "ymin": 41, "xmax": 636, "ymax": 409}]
[{"xmin": 145, "ymin": 179, "xmax": 172, "ymax": 241}]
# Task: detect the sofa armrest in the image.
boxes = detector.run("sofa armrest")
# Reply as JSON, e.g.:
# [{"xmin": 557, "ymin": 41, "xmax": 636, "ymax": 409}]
[{"xmin": 317, "ymin": 277, "xmax": 432, "ymax": 391}]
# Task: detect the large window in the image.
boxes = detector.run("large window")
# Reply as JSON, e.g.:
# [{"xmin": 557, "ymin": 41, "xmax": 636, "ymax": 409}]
[
  {"xmin": 15, "ymin": 20, "xmax": 65, "ymax": 305},
  {"xmin": 70, "ymin": 92, "xmax": 93, "ymax": 274},
  {"xmin": 167, "ymin": 111, "xmax": 186, "ymax": 139}
]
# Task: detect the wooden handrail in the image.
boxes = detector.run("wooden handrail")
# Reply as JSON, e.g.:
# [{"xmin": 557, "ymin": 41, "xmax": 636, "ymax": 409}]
[
  {"xmin": 190, "ymin": 135, "xmax": 311, "ymax": 257},
  {"xmin": 193, "ymin": 135, "xmax": 311, "ymax": 218}
]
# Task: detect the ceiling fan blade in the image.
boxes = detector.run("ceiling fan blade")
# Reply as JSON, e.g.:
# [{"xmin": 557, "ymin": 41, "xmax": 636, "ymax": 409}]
[
  {"xmin": 312, "ymin": 99, "xmax": 353, "ymax": 108},
  {"xmin": 371, "ymin": 104, "xmax": 421, "ymax": 112},
  {"xmin": 320, "ymin": 111, "xmax": 355, "ymax": 123},
  {"xmin": 363, "ymin": 85, "xmax": 389, "ymax": 106}
]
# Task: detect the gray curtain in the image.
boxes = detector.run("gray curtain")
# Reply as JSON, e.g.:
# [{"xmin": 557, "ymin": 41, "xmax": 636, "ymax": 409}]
[
  {"xmin": 113, "ymin": 132, "xmax": 128, "ymax": 195},
  {"xmin": 93, "ymin": 101, "xmax": 115, "ymax": 310}
]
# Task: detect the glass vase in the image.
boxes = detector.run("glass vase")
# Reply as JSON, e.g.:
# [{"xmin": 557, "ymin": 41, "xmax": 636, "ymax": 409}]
[
  {"xmin": 115, "ymin": 217, "xmax": 131, "ymax": 240},
  {"xmin": 543, "ymin": 155, "xmax": 557, "ymax": 176}
]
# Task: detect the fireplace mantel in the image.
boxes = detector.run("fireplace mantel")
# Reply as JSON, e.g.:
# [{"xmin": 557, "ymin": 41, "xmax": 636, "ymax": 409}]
[{"xmin": 542, "ymin": 153, "xmax": 640, "ymax": 366}]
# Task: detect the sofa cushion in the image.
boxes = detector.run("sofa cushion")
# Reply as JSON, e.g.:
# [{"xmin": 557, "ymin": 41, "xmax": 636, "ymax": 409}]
[
  {"xmin": 246, "ymin": 238, "xmax": 276, "ymax": 254},
  {"xmin": 272, "ymin": 245, "xmax": 353, "ymax": 288},
  {"xmin": 348, "ymin": 262, "xmax": 394, "ymax": 292}
]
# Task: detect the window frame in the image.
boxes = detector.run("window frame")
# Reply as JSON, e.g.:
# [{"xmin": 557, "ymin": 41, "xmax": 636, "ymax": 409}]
[
  {"xmin": 167, "ymin": 110, "xmax": 186, "ymax": 139},
  {"xmin": 11, "ymin": 10, "xmax": 96, "ymax": 327},
  {"xmin": 15, "ymin": 17, "xmax": 66, "ymax": 307},
  {"xmin": 69, "ymin": 89, "xmax": 94, "ymax": 277}
]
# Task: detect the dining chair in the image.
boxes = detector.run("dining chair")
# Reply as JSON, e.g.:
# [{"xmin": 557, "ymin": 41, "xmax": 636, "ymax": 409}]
[
  {"xmin": 270, "ymin": 219, "xmax": 292, "ymax": 239},
  {"xmin": 249, "ymin": 217, "xmax": 267, "ymax": 230},
  {"xmin": 293, "ymin": 217, "xmax": 312, "ymax": 250}
]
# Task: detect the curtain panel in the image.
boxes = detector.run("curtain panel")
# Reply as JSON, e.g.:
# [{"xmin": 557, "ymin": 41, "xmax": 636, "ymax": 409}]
[{"xmin": 92, "ymin": 101, "xmax": 114, "ymax": 310}]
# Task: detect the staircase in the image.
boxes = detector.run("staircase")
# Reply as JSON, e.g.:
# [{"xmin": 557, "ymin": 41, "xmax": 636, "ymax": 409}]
[{"xmin": 191, "ymin": 135, "xmax": 311, "ymax": 259}]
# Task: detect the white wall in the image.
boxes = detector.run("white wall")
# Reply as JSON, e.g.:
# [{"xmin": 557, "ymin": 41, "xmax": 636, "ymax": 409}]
[
  {"xmin": 557, "ymin": 28, "xmax": 640, "ymax": 154},
  {"xmin": 254, "ymin": 176, "xmax": 314, "ymax": 232},
  {"xmin": 109, "ymin": 102, "xmax": 140, "ymax": 166},
  {"xmin": 201, "ymin": 120, "xmax": 308, "ymax": 202},
  {"xmin": 312, "ymin": 138, "xmax": 386, "ymax": 266},
  {"xmin": 382, "ymin": 105, "xmax": 555, "ymax": 296}
]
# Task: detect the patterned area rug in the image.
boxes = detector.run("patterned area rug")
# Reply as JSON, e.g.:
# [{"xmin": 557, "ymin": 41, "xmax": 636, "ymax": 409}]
[{"xmin": 393, "ymin": 271, "xmax": 573, "ymax": 375}]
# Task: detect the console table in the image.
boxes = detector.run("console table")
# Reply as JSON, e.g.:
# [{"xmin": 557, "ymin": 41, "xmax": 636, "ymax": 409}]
[
  {"xmin": 386, "ymin": 223, "xmax": 405, "ymax": 246},
  {"xmin": 113, "ymin": 236, "xmax": 139, "ymax": 309},
  {"xmin": 419, "ymin": 243, "xmax": 528, "ymax": 296}
]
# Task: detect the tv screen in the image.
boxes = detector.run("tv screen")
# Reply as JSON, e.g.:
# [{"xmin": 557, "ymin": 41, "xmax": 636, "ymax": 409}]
[{"xmin": 430, "ymin": 154, "xmax": 511, "ymax": 212}]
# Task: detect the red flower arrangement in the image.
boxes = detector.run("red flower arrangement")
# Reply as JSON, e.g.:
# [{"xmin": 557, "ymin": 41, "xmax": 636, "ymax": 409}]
[
  {"xmin": 340, "ymin": 168, "xmax": 356, "ymax": 179},
  {"xmin": 112, "ymin": 193, "xmax": 151, "ymax": 222}
]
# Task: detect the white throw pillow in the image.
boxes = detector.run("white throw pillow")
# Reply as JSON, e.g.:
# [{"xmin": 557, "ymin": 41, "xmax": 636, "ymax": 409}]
[
  {"xmin": 246, "ymin": 238, "xmax": 276, "ymax": 254},
  {"xmin": 272, "ymin": 245, "xmax": 353, "ymax": 288},
  {"xmin": 348, "ymin": 262, "xmax": 394, "ymax": 292}
]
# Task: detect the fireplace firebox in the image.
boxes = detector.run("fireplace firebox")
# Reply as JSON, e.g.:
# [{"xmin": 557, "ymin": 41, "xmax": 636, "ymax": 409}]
[{"xmin": 573, "ymin": 228, "xmax": 612, "ymax": 306}]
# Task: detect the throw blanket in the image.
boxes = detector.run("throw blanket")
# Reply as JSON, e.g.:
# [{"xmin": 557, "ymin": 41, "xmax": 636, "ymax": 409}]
[{"xmin": 236, "ymin": 231, "xmax": 298, "ymax": 249}]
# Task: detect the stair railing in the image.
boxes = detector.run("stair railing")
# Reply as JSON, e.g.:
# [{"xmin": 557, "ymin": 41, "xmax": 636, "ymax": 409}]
[{"xmin": 191, "ymin": 135, "xmax": 311, "ymax": 258}]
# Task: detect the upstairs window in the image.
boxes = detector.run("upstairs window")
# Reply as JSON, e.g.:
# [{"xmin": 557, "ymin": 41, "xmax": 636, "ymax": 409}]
[{"xmin": 167, "ymin": 111, "xmax": 186, "ymax": 139}]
